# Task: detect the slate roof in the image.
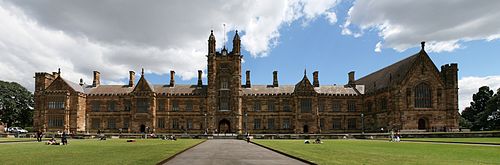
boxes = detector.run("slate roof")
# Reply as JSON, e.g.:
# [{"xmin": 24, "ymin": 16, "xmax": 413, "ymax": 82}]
[
  {"xmin": 61, "ymin": 78, "xmax": 85, "ymax": 93},
  {"xmin": 241, "ymin": 85, "xmax": 359, "ymax": 95},
  {"xmin": 355, "ymin": 50, "xmax": 422, "ymax": 93},
  {"xmin": 85, "ymin": 85, "xmax": 133, "ymax": 95},
  {"xmin": 153, "ymin": 85, "xmax": 206, "ymax": 95}
]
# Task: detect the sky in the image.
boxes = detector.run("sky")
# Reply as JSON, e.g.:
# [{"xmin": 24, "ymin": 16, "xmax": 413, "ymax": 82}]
[{"xmin": 0, "ymin": 0, "xmax": 499, "ymax": 112}]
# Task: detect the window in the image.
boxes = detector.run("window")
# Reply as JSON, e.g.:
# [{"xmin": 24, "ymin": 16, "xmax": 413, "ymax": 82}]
[
  {"xmin": 92, "ymin": 118, "xmax": 100, "ymax": 129},
  {"xmin": 124, "ymin": 100, "xmax": 131, "ymax": 112},
  {"xmin": 348, "ymin": 101, "xmax": 356, "ymax": 112},
  {"xmin": 219, "ymin": 97, "xmax": 229, "ymax": 110},
  {"xmin": 48, "ymin": 101, "xmax": 64, "ymax": 109},
  {"xmin": 221, "ymin": 78, "xmax": 229, "ymax": 89},
  {"xmin": 267, "ymin": 101, "xmax": 275, "ymax": 112},
  {"xmin": 379, "ymin": 98, "xmax": 388, "ymax": 111},
  {"xmin": 108, "ymin": 118, "xmax": 116, "ymax": 129},
  {"xmin": 157, "ymin": 100, "xmax": 164, "ymax": 112},
  {"xmin": 332, "ymin": 101, "xmax": 341, "ymax": 112},
  {"xmin": 187, "ymin": 119, "xmax": 193, "ymax": 129},
  {"xmin": 366, "ymin": 102, "xmax": 373, "ymax": 112},
  {"xmin": 283, "ymin": 100, "xmax": 291, "ymax": 112},
  {"xmin": 186, "ymin": 101, "xmax": 193, "ymax": 111},
  {"xmin": 92, "ymin": 101, "xmax": 100, "ymax": 112},
  {"xmin": 172, "ymin": 119, "xmax": 179, "ymax": 129},
  {"xmin": 282, "ymin": 119, "xmax": 290, "ymax": 129},
  {"xmin": 320, "ymin": 118, "xmax": 325, "ymax": 130},
  {"xmin": 415, "ymin": 83, "xmax": 432, "ymax": 108},
  {"xmin": 157, "ymin": 118, "xmax": 165, "ymax": 128},
  {"xmin": 137, "ymin": 98, "xmax": 149, "ymax": 113},
  {"xmin": 348, "ymin": 118, "xmax": 357, "ymax": 129},
  {"xmin": 300, "ymin": 98, "xmax": 312, "ymax": 112},
  {"xmin": 267, "ymin": 118, "xmax": 275, "ymax": 129},
  {"xmin": 332, "ymin": 119, "xmax": 341, "ymax": 129},
  {"xmin": 123, "ymin": 118, "xmax": 129, "ymax": 129},
  {"xmin": 319, "ymin": 100, "xmax": 325, "ymax": 112},
  {"xmin": 253, "ymin": 101, "xmax": 261, "ymax": 111},
  {"xmin": 48, "ymin": 116, "xmax": 63, "ymax": 127},
  {"xmin": 253, "ymin": 119, "xmax": 261, "ymax": 129},
  {"xmin": 172, "ymin": 100, "xmax": 179, "ymax": 111},
  {"xmin": 108, "ymin": 101, "xmax": 116, "ymax": 112}
]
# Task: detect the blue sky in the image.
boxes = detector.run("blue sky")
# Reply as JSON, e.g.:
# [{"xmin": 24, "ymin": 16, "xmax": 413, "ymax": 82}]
[{"xmin": 1, "ymin": 0, "xmax": 499, "ymax": 111}]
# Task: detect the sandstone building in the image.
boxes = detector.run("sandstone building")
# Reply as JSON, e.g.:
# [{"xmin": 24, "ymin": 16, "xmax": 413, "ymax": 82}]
[{"xmin": 33, "ymin": 31, "xmax": 459, "ymax": 134}]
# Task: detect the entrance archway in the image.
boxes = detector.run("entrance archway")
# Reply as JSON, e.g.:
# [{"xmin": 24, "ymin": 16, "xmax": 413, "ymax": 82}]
[
  {"xmin": 218, "ymin": 119, "xmax": 231, "ymax": 133},
  {"xmin": 140, "ymin": 124, "xmax": 146, "ymax": 133},
  {"xmin": 303, "ymin": 125, "xmax": 309, "ymax": 133},
  {"xmin": 418, "ymin": 118, "xmax": 427, "ymax": 130}
]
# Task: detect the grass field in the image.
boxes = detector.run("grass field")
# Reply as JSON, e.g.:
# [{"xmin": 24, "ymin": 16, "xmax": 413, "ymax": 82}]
[
  {"xmin": 0, "ymin": 139, "xmax": 204, "ymax": 165},
  {"xmin": 404, "ymin": 138, "xmax": 500, "ymax": 144},
  {"xmin": 254, "ymin": 139, "xmax": 500, "ymax": 165}
]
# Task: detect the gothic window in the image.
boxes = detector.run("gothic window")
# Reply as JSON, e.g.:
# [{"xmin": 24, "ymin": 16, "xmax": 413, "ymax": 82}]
[
  {"xmin": 253, "ymin": 101, "xmax": 261, "ymax": 111},
  {"xmin": 187, "ymin": 119, "xmax": 193, "ymax": 129},
  {"xmin": 221, "ymin": 78, "xmax": 229, "ymax": 89},
  {"xmin": 267, "ymin": 101, "xmax": 275, "ymax": 112},
  {"xmin": 48, "ymin": 116, "xmax": 63, "ymax": 127},
  {"xmin": 157, "ymin": 118, "xmax": 165, "ymax": 128},
  {"xmin": 267, "ymin": 118, "xmax": 275, "ymax": 129},
  {"xmin": 157, "ymin": 100, "xmax": 164, "ymax": 112},
  {"xmin": 283, "ymin": 100, "xmax": 291, "ymax": 112},
  {"xmin": 379, "ymin": 98, "xmax": 388, "ymax": 111},
  {"xmin": 91, "ymin": 101, "xmax": 100, "ymax": 112},
  {"xmin": 172, "ymin": 100, "xmax": 179, "ymax": 111},
  {"xmin": 137, "ymin": 98, "xmax": 149, "ymax": 113},
  {"xmin": 348, "ymin": 101, "xmax": 356, "ymax": 112},
  {"xmin": 300, "ymin": 98, "xmax": 312, "ymax": 112},
  {"xmin": 48, "ymin": 101, "xmax": 64, "ymax": 109},
  {"xmin": 320, "ymin": 118, "xmax": 325, "ymax": 130},
  {"xmin": 332, "ymin": 101, "xmax": 341, "ymax": 112},
  {"xmin": 348, "ymin": 118, "xmax": 357, "ymax": 129},
  {"xmin": 124, "ymin": 100, "xmax": 131, "ymax": 112},
  {"xmin": 92, "ymin": 118, "xmax": 100, "ymax": 129},
  {"xmin": 318, "ymin": 100, "xmax": 325, "ymax": 112},
  {"xmin": 108, "ymin": 101, "xmax": 116, "ymax": 112},
  {"xmin": 282, "ymin": 119, "xmax": 290, "ymax": 129},
  {"xmin": 254, "ymin": 119, "xmax": 261, "ymax": 129},
  {"xmin": 332, "ymin": 119, "xmax": 341, "ymax": 129},
  {"xmin": 172, "ymin": 119, "xmax": 179, "ymax": 129},
  {"xmin": 415, "ymin": 83, "xmax": 432, "ymax": 108},
  {"xmin": 219, "ymin": 97, "xmax": 229, "ymax": 111},
  {"xmin": 186, "ymin": 101, "xmax": 193, "ymax": 111},
  {"xmin": 107, "ymin": 118, "xmax": 116, "ymax": 129}
]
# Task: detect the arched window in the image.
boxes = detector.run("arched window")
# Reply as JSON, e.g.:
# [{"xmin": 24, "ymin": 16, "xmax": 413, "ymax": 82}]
[{"xmin": 414, "ymin": 83, "xmax": 432, "ymax": 108}]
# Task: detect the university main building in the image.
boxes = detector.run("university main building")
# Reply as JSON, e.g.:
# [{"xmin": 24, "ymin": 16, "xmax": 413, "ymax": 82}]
[{"xmin": 33, "ymin": 31, "xmax": 459, "ymax": 134}]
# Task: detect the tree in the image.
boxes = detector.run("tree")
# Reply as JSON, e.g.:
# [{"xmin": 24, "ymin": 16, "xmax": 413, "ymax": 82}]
[
  {"xmin": 484, "ymin": 88, "xmax": 500, "ymax": 130},
  {"xmin": 0, "ymin": 80, "xmax": 34, "ymax": 128},
  {"xmin": 461, "ymin": 86, "xmax": 493, "ymax": 130}
]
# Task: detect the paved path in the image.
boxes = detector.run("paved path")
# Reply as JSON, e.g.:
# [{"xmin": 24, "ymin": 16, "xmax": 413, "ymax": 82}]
[{"xmin": 164, "ymin": 139, "xmax": 308, "ymax": 165}]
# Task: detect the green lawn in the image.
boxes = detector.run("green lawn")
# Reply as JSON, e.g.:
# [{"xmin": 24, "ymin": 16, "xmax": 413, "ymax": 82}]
[
  {"xmin": 254, "ymin": 139, "xmax": 500, "ymax": 165},
  {"xmin": 0, "ymin": 138, "xmax": 50, "ymax": 142},
  {"xmin": 0, "ymin": 139, "xmax": 204, "ymax": 165},
  {"xmin": 404, "ymin": 138, "xmax": 500, "ymax": 144}
]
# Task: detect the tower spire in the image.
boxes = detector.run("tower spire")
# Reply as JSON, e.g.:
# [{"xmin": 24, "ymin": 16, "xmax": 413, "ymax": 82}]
[{"xmin": 141, "ymin": 68, "xmax": 144, "ymax": 76}]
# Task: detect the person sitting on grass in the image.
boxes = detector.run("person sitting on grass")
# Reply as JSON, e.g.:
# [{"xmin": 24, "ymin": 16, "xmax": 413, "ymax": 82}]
[
  {"xmin": 46, "ymin": 138, "xmax": 60, "ymax": 145},
  {"xmin": 304, "ymin": 140, "xmax": 310, "ymax": 144},
  {"xmin": 315, "ymin": 137, "xmax": 322, "ymax": 144}
]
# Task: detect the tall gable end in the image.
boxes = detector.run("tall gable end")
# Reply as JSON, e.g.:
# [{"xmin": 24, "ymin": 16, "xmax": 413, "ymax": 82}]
[
  {"xmin": 294, "ymin": 75, "xmax": 317, "ymax": 95},
  {"xmin": 45, "ymin": 77, "xmax": 84, "ymax": 93},
  {"xmin": 132, "ymin": 76, "xmax": 154, "ymax": 93}
]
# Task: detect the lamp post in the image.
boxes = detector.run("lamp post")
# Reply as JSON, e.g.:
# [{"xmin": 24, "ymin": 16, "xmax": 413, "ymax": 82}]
[
  {"xmin": 361, "ymin": 113, "xmax": 365, "ymax": 134},
  {"xmin": 244, "ymin": 112, "xmax": 248, "ymax": 136},
  {"xmin": 204, "ymin": 113, "xmax": 207, "ymax": 135}
]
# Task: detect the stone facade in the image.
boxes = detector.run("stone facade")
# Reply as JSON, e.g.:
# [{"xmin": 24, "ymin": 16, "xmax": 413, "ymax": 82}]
[{"xmin": 33, "ymin": 31, "xmax": 459, "ymax": 134}]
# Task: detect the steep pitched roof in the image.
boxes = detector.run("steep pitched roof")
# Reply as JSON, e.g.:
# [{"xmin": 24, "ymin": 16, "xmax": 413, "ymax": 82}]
[
  {"xmin": 86, "ymin": 85, "xmax": 133, "ymax": 95},
  {"xmin": 153, "ymin": 85, "xmax": 206, "ymax": 95},
  {"xmin": 61, "ymin": 78, "xmax": 85, "ymax": 93},
  {"xmin": 355, "ymin": 50, "xmax": 424, "ymax": 93},
  {"xmin": 132, "ymin": 75, "xmax": 154, "ymax": 92},
  {"xmin": 294, "ymin": 74, "xmax": 316, "ymax": 94}
]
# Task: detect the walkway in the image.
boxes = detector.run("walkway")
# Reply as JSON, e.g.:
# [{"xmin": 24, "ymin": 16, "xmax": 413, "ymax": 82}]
[{"xmin": 163, "ymin": 139, "xmax": 308, "ymax": 165}]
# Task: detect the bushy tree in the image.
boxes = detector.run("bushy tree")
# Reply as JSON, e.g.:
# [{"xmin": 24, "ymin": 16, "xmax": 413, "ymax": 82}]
[
  {"xmin": 0, "ymin": 80, "xmax": 34, "ymax": 128},
  {"xmin": 461, "ymin": 86, "xmax": 500, "ymax": 131}
]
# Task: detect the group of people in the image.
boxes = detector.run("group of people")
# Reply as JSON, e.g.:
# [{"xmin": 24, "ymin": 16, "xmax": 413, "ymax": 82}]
[
  {"xmin": 162, "ymin": 135, "xmax": 177, "ymax": 141},
  {"xmin": 390, "ymin": 130, "xmax": 401, "ymax": 142},
  {"xmin": 44, "ymin": 131, "xmax": 68, "ymax": 145},
  {"xmin": 304, "ymin": 137, "xmax": 323, "ymax": 144}
]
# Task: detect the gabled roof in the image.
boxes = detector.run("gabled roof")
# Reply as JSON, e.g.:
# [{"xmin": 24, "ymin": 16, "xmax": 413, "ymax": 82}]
[
  {"xmin": 294, "ymin": 74, "xmax": 316, "ymax": 94},
  {"xmin": 132, "ymin": 75, "xmax": 154, "ymax": 92},
  {"xmin": 355, "ymin": 50, "xmax": 425, "ymax": 93},
  {"xmin": 86, "ymin": 85, "xmax": 133, "ymax": 95},
  {"xmin": 61, "ymin": 78, "xmax": 85, "ymax": 93}
]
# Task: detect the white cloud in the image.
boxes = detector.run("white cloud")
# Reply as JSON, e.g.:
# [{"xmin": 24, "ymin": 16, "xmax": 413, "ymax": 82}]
[
  {"xmin": 343, "ymin": 0, "xmax": 500, "ymax": 52},
  {"xmin": 0, "ymin": 0, "xmax": 339, "ymax": 91},
  {"xmin": 374, "ymin": 41, "xmax": 382, "ymax": 53},
  {"xmin": 458, "ymin": 76, "xmax": 500, "ymax": 112},
  {"xmin": 324, "ymin": 11, "xmax": 337, "ymax": 25}
]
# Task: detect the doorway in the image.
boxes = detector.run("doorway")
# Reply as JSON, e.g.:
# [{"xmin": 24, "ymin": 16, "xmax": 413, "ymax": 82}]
[
  {"xmin": 418, "ymin": 118, "xmax": 427, "ymax": 130},
  {"xmin": 140, "ymin": 124, "xmax": 146, "ymax": 133},
  {"xmin": 218, "ymin": 119, "xmax": 231, "ymax": 133},
  {"xmin": 303, "ymin": 125, "xmax": 309, "ymax": 133}
]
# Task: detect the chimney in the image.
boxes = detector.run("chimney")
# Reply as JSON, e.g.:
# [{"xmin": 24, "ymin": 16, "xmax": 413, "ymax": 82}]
[
  {"xmin": 197, "ymin": 70, "xmax": 203, "ymax": 87},
  {"xmin": 348, "ymin": 71, "xmax": 355, "ymax": 86},
  {"xmin": 246, "ymin": 70, "xmax": 251, "ymax": 88},
  {"xmin": 129, "ymin": 71, "xmax": 135, "ymax": 87},
  {"xmin": 313, "ymin": 71, "xmax": 319, "ymax": 87},
  {"xmin": 273, "ymin": 71, "xmax": 278, "ymax": 87},
  {"xmin": 170, "ymin": 70, "xmax": 175, "ymax": 87},
  {"xmin": 79, "ymin": 78, "xmax": 84, "ymax": 86},
  {"xmin": 92, "ymin": 71, "xmax": 100, "ymax": 87}
]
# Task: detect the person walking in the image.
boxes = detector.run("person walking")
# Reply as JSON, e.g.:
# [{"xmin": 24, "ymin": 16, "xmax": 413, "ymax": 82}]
[
  {"xmin": 36, "ymin": 130, "xmax": 42, "ymax": 142},
  {"xmin": 61, "ymin": 132, "xmax": 68, "ymax": 145}
]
